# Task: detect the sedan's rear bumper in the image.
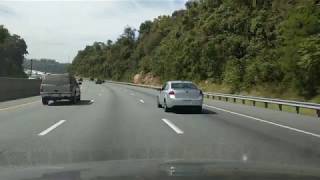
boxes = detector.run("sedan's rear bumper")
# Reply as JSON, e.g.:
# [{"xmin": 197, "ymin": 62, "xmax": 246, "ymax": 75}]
[{"xmin": 166, "ymin": 97, "xmax": 203, "ymax": 108}]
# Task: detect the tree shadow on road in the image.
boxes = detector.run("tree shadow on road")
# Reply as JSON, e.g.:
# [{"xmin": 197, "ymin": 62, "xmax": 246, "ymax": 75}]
[{"xmin": 48, "ymin": 100, "xmax": 94, "ymax": 106}]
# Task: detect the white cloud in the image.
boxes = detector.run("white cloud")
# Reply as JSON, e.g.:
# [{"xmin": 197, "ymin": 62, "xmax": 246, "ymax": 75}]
[{"xmin": 0, "ymin": 0, "xmax": 187, "ymax": 63}]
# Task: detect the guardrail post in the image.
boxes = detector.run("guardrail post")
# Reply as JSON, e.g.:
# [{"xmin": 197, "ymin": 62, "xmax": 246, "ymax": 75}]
[
  {"xmin": 207, "ymin": 95, "xmax": 209, "ymax": 98},
  {"xmin": 317, "ymin": 110, "xmax": 320, "ymax": 117},
  {"xmin": 296, "ymin": 106, "xmax": 300, "ymax": 114},
  {"xmin": 253, "ymin": 101, "xmax": 256, "ymax": 106},
  {"xmin": 226, "ymin": 97, "xmax": 229, "ymax": 102},
  {"xmin": 242, "ymin": 99, "xmax": 245, "ymax": 104},
  {"xmin": 218, "ymin": 97, "xmax": 221, "ymax": 100},
  {"xmin": 233, "ymin": 98, "xmax": 236, "ymax": 103},
  {"xmin": 278, "ymin": 104, "xmax": 282, "ymax": 111},
  {"xmin": 264, "ymin": 102, "xmax": 268, "ymax": 108},
  {"xmin": 212, "ymin": 96, "xmax": 215, "ymax": 100}
]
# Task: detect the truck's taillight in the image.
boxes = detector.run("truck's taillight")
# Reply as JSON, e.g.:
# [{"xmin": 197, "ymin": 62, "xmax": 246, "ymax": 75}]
[{"xmin": 169, "ymin": 91, "xmax": 175, "ymax": 95}]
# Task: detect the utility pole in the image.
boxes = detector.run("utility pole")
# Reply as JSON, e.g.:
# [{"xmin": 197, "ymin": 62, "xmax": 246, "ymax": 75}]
[{"xmin": 30, "ymin": 59, "xmax": 33, "ymax": 77}]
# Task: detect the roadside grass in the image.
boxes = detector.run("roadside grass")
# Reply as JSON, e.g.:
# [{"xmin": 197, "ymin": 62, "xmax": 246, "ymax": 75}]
[{"xmin": 199, "ymin": 82, "xmax": 232, "ymax": 94}]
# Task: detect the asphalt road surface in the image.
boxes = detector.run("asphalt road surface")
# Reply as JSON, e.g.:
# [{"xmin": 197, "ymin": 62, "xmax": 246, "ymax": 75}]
[{"xmin": 1, "ymin": 81, "xmax": 320, "ymax": 168}]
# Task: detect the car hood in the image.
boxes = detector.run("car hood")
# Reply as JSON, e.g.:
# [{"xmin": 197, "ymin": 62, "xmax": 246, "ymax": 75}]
[{"xmin": 1, "ymin": 159, "xmax": 320, "ymax": 180}]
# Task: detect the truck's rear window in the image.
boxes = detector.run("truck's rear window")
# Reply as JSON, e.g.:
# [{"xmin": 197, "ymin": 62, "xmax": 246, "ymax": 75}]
[
  {"xmin": 42, "ymin": 75, "xmax": 70, "ymax": 85},
  {"xmin": 171, "ymin": 83, "xmax": 197, "ymax": 89}
]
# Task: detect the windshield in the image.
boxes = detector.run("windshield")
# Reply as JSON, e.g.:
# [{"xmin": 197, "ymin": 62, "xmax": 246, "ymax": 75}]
[
  {"xmin": 0, "ymin": 0, "xmax": 320, "ymax": 179},
  {"xmin": 42, "ymin": 75, "xmax": 70, "ymax": 85},
  {"xmin": 171, "ymin": 83, "xmax": 197, "ymax": 89}
]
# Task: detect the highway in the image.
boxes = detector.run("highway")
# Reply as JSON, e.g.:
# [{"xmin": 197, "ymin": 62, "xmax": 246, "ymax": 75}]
[{"xmin": 1, "ymin": 81, "xmax": 320, "ymax": 168}]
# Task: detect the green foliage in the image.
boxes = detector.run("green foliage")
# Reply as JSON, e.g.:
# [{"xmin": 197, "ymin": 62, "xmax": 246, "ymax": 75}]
[
  {"xmin": 71, "ymin": 0, "xmax": 320, "ymax": 99},
  {"xmin": 297, "ymin": 35, "xmax": 320, "ymax": 97},
  {"xmin": 277, "ymin": 1, "xmax": 320, "ymax": 97},
  {"xmin": 0, "ymin": 25, "xmax": 28, "ymax": 77},
  {"xmin": 71, "ymin": 27, "xmax": 137, "ymax": 81}
]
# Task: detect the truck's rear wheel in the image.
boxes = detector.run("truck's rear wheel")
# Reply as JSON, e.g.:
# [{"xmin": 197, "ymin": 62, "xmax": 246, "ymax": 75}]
[
  {"xmin": 71, "ymin": 95, "xmax": 77, "ymax": 104},
  {"xmin": 196, "ymin": 106, "xmax": 202, "ymax": 114},
  {"xmin": 42, "ymin": 98, "xmax": 48, "ymax": 105}
]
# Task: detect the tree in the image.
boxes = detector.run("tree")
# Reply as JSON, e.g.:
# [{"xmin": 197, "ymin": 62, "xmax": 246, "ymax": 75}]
[
  {"xmin": 0, "ymin": 26, "xmax": 28, "ymax": 77},
  {"xmin": 71, "ymin": 0, "xmax": 320, "ymax": 100}
]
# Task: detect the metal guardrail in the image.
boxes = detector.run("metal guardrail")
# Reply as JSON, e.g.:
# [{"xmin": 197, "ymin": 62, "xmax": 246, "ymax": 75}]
[
  {"xmin": 107, "ymin": 80, "xmax": 161, "ymax": 90},
  {"xmin": 204, "ymin": 93, "xmax": 320, "ymax": 117},
  {"xmin": 106, "ymin": 80, "xmax": 320, "ymax": 117}
]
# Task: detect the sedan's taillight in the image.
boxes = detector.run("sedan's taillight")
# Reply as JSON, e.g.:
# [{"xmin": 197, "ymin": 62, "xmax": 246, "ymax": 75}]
[{"xmin": 169, "ymin": 91, "xmax": 175, "ymax": 95}]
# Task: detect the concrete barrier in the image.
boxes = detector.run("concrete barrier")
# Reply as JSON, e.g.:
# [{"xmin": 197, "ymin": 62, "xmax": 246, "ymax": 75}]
[{"xmin": 0, "ymin": 77, "xmax": 41, "ymax": 102}]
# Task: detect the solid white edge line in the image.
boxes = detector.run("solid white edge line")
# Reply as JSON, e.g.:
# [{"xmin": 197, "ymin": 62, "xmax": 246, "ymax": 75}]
[
  {"xmin": 140, "ymin": 99, "xmax": 145, "ymax": 103},
  {"xmin": 162, "ymin": 118, "xmax": 184, "ymax": 134},
  {"xmin": 204, "ymin": 104, "xmax": 320, "ymax": 138},
  {"xmin": 38, "ymin": 120, "xmax": 66, "ymax": 136}
]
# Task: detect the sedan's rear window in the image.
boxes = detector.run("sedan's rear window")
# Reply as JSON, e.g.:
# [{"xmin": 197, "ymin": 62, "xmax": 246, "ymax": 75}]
[
  {"xmin": 171, "ymin": 83, "xmax": 197, "ymax": 89},
  {"xmin": 42, "ymin": 75, "xmax": 70, "ymax": 85}
]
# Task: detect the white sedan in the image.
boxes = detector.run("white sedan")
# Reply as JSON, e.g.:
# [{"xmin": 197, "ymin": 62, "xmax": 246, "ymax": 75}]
[{"xmin": 157, "ymin": 81, "xmax": 203, "ymax": 113}]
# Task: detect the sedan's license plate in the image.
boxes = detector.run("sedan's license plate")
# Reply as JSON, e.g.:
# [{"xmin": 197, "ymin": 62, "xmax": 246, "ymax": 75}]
[{"xmin": 183, "ymin": 100, "xmax": 192, "ymax": 104}]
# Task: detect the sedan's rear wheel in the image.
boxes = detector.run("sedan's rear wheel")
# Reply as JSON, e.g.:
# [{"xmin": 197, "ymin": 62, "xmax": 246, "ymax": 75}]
[
  {"xmin": 164, "ymin": 100, "xmax": 171, "ymax": 112},
  {"xmin": 157, "ymin": 97, "xmax": 162, "ymax": 108}
]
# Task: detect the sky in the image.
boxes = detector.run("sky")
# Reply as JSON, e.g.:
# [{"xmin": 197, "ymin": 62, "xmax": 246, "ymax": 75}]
[{"xmin": 0, "ymin": 0, "xmax": 187, "ymax": 63}]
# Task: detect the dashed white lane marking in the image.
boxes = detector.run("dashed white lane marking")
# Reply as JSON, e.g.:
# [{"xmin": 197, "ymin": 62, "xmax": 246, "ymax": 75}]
[
  {"xmin": 0, "ymin": 100, "xmax": 40, "ymax": 111},
  {"xmin": 130, "ymin": 93, "xmax": 135, "ymax": 96},
  {"xmin": 204, "ymin": 104, "xmax": 320, "ymax": 138},
  {"xmin": 90, "ymin": 100, "xmax": 95, "ymax": 103},
  {"xmin": 139, "ymin": 99, "xmax": 145, "ymax": 103},
  {"xmin": 242, "ymin": 154, "xmax": 248, "ymax": 162},
  {"xmin": 38, "ymin": 120, "xmax": 66, "ymax": 136},
  {"xmin": 161, "ymin": 118, "xmax": 184, "ymax": 134}
]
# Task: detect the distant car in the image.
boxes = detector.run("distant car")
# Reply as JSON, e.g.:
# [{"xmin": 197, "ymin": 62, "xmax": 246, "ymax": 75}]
[
  {"xmin": 40, "ymin": 74, "xmax": 81, "ymax": 105},
  {"xmin": 90, "ymin": 77, "xmax": 94, "ymax": 81},
  {"xmin": 157, "ymin": 81, "xmax": 203, "ymax": 113},
  {"xmin": 95, "ymin": 79, "xmax": 103, "ymax": 84}
]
